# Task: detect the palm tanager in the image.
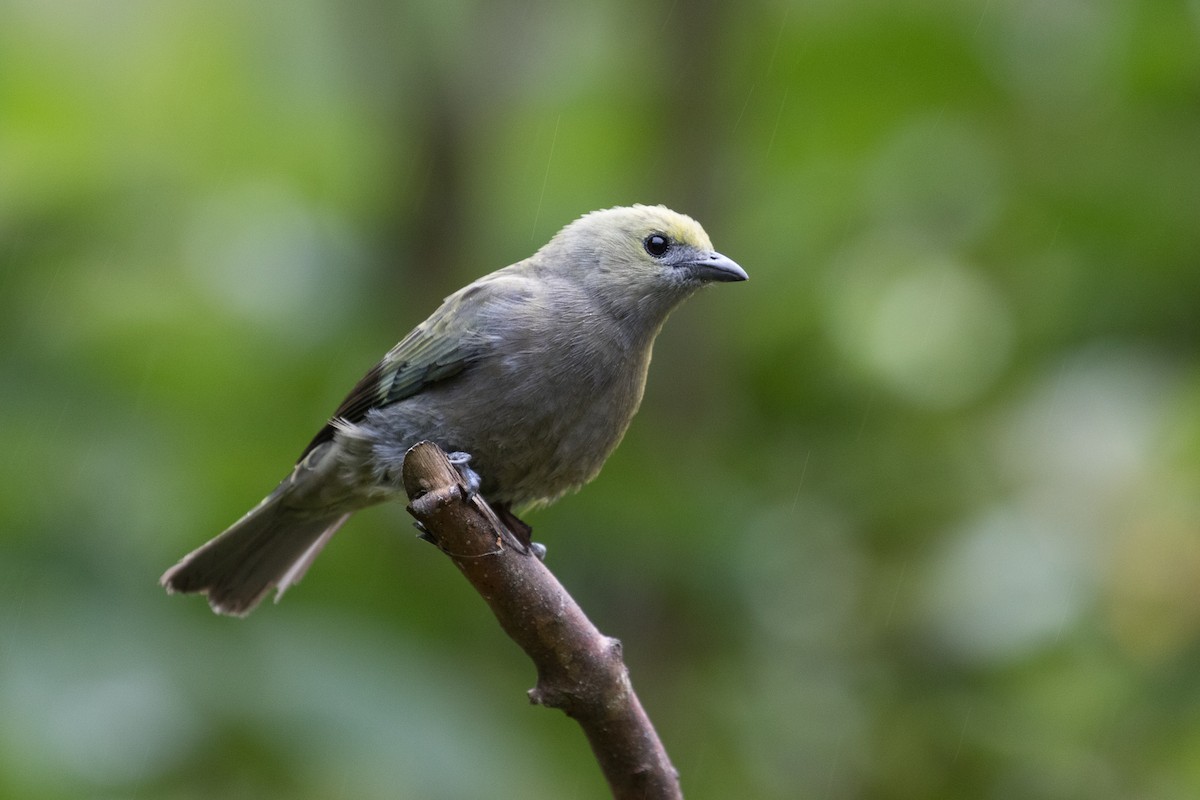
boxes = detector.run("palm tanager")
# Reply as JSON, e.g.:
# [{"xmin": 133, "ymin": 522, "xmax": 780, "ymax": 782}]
[{"xmin": 161, "ymin": 204, "xmax": 747, "ymax": 615}]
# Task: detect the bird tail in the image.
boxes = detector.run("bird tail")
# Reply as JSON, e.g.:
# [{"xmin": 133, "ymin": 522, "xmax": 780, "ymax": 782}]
[{"xmin": 160, "ymin": 488, "xmax": 352, "ymax": 617}]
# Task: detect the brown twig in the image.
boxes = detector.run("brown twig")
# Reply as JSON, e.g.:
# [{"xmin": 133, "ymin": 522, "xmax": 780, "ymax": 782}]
[{"xmin": 401, "ymin": 441, "xmax": 683, "ymax": 800}]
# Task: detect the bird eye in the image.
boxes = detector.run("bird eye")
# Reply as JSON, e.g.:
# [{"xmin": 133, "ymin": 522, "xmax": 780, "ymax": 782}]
[{"xmin": 643, "ymin": 234, "xmax": 671, "ymax": 258}]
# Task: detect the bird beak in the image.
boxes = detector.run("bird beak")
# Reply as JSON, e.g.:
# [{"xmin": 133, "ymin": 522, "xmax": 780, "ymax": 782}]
[{"xmin": 688, "ymin": 251, "xmax": 748, "ymax": 282}]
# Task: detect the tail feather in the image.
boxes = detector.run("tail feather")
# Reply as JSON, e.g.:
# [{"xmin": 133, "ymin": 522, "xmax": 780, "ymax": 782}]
[
  {"xmin": 161, "ymin": 494, "xmax": 350, "ymax": 617},
  {"xmin": 274, "ymin": 513, "xmax": 351, "ymax": 602}
]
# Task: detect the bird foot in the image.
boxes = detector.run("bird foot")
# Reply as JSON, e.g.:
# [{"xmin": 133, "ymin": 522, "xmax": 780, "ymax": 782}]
[
  {"xmin": 446, "ymin": 451, "xmax": 481, "ymax": 500},
  {"xmin": 442, "ymin": 456, "xmax": 544, "ymax": 560}
]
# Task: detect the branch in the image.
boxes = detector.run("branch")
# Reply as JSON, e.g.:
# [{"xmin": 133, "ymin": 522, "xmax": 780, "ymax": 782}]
[{"xmin": 401, "ymin": 442, "xmax": 683, "ymax": 800}]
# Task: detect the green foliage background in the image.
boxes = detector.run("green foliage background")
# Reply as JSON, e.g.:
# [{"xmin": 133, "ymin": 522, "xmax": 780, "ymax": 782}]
[{"xmin": 3, "ymin": 1, "xmax": 1199, "ymax": 798}]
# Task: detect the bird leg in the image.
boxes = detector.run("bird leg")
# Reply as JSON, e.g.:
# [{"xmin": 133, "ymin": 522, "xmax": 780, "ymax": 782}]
[
  {"xmin": 493, "ymin": 503, "xmax": 546, "ymax": 560},
  {"xmin": 445, "ymin": 452, "xmax": 544, "ymax": 560}
]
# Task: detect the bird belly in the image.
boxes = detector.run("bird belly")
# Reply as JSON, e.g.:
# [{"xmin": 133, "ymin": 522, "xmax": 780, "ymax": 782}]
[{"xmin": 345, "ymin": 348, "xmax": 648, "ymax": 509}]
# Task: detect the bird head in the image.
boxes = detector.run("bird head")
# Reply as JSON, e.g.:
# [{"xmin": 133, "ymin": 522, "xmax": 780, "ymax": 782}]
[{"xmin": 539, "ymin": 205, "xmax": 747, "ymax": 321}]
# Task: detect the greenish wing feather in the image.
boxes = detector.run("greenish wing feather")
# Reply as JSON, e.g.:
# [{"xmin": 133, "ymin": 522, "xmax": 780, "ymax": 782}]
[
  {"xmin": 295, "ymin": 270, "xmax": 531, "ymax": 462},
  {"xmin": 296, "ymin": 291, "xmax": 485, "ymax": 461},
  {"xmin": 380, "ymin": 315, "xmax": 471, "ymax": 405}
]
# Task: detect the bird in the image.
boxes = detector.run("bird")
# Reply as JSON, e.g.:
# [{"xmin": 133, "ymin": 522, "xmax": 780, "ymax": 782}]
[{"xmin": 161, "ymin": 204, "xmax": 747, "ymax": 616}]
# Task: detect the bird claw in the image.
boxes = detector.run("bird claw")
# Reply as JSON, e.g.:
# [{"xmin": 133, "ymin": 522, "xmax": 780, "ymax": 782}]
[
  {"xmin": 446, "ymin": 451, "xmax": 481, "ymax": 500},
  {"xmin": 443, "ymin": 457, "xmax": 543, "ymax": 559},
  {"xmin": 413, "ymin": 520, "xmax": 437, "ymax": 545}
]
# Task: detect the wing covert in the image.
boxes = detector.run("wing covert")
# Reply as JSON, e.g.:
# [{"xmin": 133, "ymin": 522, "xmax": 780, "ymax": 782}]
[{"xmin": 296, "ymin": 270, "xmax": 530, "ymax": 461}]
